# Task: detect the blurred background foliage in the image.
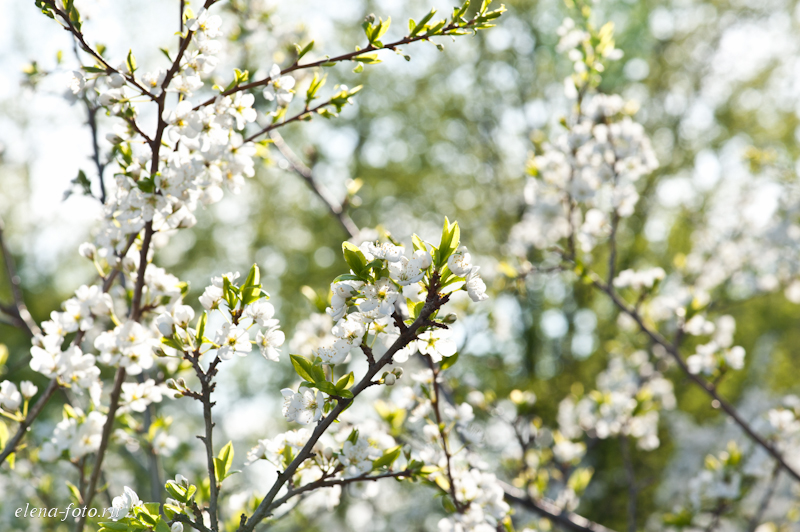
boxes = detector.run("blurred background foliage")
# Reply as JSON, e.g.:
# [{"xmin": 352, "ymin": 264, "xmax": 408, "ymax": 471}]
[{"xmin": 2, "ymin": 0, "xmax": 800, "ymax": 529}]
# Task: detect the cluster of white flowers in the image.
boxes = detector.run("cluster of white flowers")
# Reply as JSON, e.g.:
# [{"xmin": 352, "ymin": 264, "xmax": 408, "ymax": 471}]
[
  {"xmin": 556, "ymin": 16, "xmax": 623, "ymax": 98},
  {"xmin": 559, "ymin": 351, "xmax": 675, "ymax": 451},
  {"xmin": 39, "ymin": 410, "xmax": 107, "ymax": 462},
  {"xmin": 437, "ymin": 468, "xmax": 510, "ymax": 532},
  {"xmin": 613, "ymin": 267, "xmax": 666, "ymax": 291},
  {"xmin": 767, "ymin": 396, "xmax": 800, "ymax": 463},
  {"xmin": 684, "ymin": 314, "xmax": 746, "ymax": 375},
  {"xmin": 95, "ymin": 321, "xmax": 159, "ymax": 375},
  {"xmin": 382, "ymin": 369, "xmax": 509, "ymax": 531},
  {"xmin": 246, "ymin": 428, "xmax": 311, "ymax": 465},
  {"xmin": 281, "ymin": 388, "xmax": 324, "ymax": 425},
  {"xmin": 27, "ymin": 284, "xmax": 115, "ymax": 401},
  {"xmin": 0, "ymin": 380, "xmax": 36, "ymax": 411},
  {"xmin": 110, "ymin": 485, "xmax": 142, "ymax": 521},
  {"xmin": 71, "ymin": 7, "xmax": 265, "ymax": 274},
  {"xmin": 510, "ymin": 93, "xmax": 658, "ymax": 255},
  {"xmin": 120, "ymin": 379, "xmax": 166, "ymax": 413},
  {"xmin": 193, "ymin": 271, "xmax": 285, "ymax": 362}
]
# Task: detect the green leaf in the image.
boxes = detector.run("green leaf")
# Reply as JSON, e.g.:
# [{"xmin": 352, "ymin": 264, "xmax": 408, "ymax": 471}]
[
  {"xmin": 354, "ymin": 53, "xmax": 381, "ymax": 64},
  {"xmin": 335, "ymin": 372, "xmax": 354, "ymax": 391},
  {"xmin": 412, "ymin": 234, "xmax": 427, "ymax": 252},
  {"xmin": 306, "ymin": 72, "xmax": 326, "ymax": 102},
  {"xmin": 215, "ymin": 441, "xmax": 234, "ymax": 482},
  {"xmin": 136, "ymin": 176, "xmax": 155, "ymax": 193},
  {"xmin": 66, "ymin": 481, "xmax": 82, "ymax": 504},
  {"xmin": 291, "ymin": 355, "xmax": 316, "ymax": 382},
  {"xmin": 426, "ymin": 19, "xmax": 447, "ymax": 36},
  {"xmin": 72, "ymin": 169, "xmax": 92, "ymax": 196},
  {"xmin": 376, "ymin": 17, "xmax": 391, "ymax": 40},
  {"xmin": 439, "ymin": 351, "xmax": 459, "ymax": 370},
  {"xmin": 161, "ymin": 336, "xmax": 184, "ymax": 351},
  {"xmin": 155, "ymin": 519, "xmax": 171, "ymax": 532},
  {"xmin": 196, "ymin": 311, "xmax": 207, "ymax": 343},
  {"xmin": 0, "ymin": 421, "xmax": 8, "ymax": 449},
  {"xmin": 436, "ymin": 218, "xmax": 461, "ymax": 267},
  {"xmin": 342, "ymin": 242, "xmax": 369, "ymax": 279},
  {"xmin": 159, "ymin": 48, "xmax": 172, "ymax": 62},
  {"xmin": 372, "ymin": 445, "xmax": 403, "ymax": 469},
  {"xmin": 410, "ymin": 9, "xmax": 436, "ymax": 37},
  {"xmin": 347, "ymin": 428, "xmax": 360, "ymax": 444},
  {"xmin": 241, "ymin": 264, "xmax": 262, "ymax": 306},
  {"xmin": 222, "ymin": 276, "xmax": 237, "ymax": 310},
  {"xmin": 98, "ymin": 523, "xmax": 129, "ymax": 531},
  {"xmin": 295, "ymin": 40, "xmax": 314, "ymax": 60},
  {"xmin": 353, "ymin": 63, "xmax": 364, "ymax": 74},
  {"xmin": 312, "ymin": 380, "xmax": 338, "ymax": 396},
  {"xmin": 126, "ymin": 49, "xmax": 137, "ymax": 72},
  {"xmin": 407, "ymin": 299, "xmax": 425, "ymax": 320},
  {"xmin": 333, "ymin": 273, "xmax": 362, "ymax": 283}
]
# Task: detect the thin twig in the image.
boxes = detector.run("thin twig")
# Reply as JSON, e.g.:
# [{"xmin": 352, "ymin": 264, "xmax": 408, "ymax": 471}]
[
  {"xmin": 584, "ymin": 272, "xmax": 800, "ymax": 484},
  {"xmin": 193, "ymin": 17, "xmax": 488, "ymax": 110},
  {"xmin": 748, "ymin": 461, "xmax": 781, "ymax": 531},
  {"xmin": 619, "ymin": 435, "xmax": 637, "ymax": 532},
  {"xmin": 239, "ymin": 280, "xmax": 450, "ymax": 532},
  {"xmin": 0, "ymin": 378, "xmax": 59, "ymax": 464},
  {"xmin": 424, "ymin": 354, "xmax": 465, "ymax": 512},
  {"xmin": 0, "ymin": 217, "xmax": 40, "ymax": 337},
  {"xmin": 269, "ymin": 131, "xmax": 360, "ymax": 239},
  {"xmin": 76, "ymin": 366, "xmax": 127, "ymax": 531},
  {"xmin": 501, "ymin": 481, "xmax": 617, "ymax": 532}
]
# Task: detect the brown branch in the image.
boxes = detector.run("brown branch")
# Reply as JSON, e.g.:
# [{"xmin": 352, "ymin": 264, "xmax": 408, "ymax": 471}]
[
  {"xmin": 76, "ymin": 366, "xmax": 127, "ymax": 531},
  {"xmin": 502, "ymin": 481, "xmax": 617, "ymax": 532},
  {"xmin": 0, "ymin": 378, "xmax": 59, "ymax": 464},
  {"xmin": 747, "ymin": 461, "xmax": 781, "ymax": 531},
  {"xmin": 424, "ymin": 354, "xmax": 464, "ymax": 512},
  {"xmin": 269, "ymin": 131, "xmax": 360, "ymax": 239},
  {"xmin": 193, "ymin": 17, "xmax": 485, "ymax": 110},
  {"xmin": 267, "ymin": 469, "xmax": 412, "ymax": 511},
  {"xmin": 0, "ymin": 217, "xmax": 40, "ymax": 337},
  {"xmin": 44, "ymin": 1, "xmax": 154, "ymax": 98},
  {"xmin": 585, "ymin": 273, "xmax": 800, "ymax": 484},
  {"xmin": 619, "ymin": 435, "xmax": 637, "ymax": 532},
  {"xmin": 239, "ymin": 278, "xmax": 449, "ymax": 532},
  {"xmin": 243, "ymin": 99, "xmax": 333, "ymax": 143}
]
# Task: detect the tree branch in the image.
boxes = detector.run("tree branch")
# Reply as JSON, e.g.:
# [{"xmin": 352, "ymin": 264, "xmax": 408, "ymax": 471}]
[
  {"xmin": 269, "ymin": 131, "xmax": 360, "ymax": 239},
  {"xmin": 0, "ymin": 217, "xmax": 40, "ymax": 337},
  {"xmin": 193, "ymin": 16, "xmax": 488, "ymax": 110},
  {"xmin": 239, "ymin": 280, "xmax": 450, "ymax": 531},
  {"xmin": 424, "ymin": 354, "xmax": 465, "ymax": 512},
  {"xmin": 502, "ymin": 481, "xmax": 617, "ymax": 532},
  {"xmin": 0, "ymin": 378, "xmax": 59, "ymax": 464},
  {"xmin": 585, "ymin": 272, "xmax": 800, "ymax": 484},
  {"xmin": 76, "ymin": 366, "xmax": 127, "ymax": 531},
  {"xmin": 619, "ymin": 435, "xmax": 637, "ymax": 532}
]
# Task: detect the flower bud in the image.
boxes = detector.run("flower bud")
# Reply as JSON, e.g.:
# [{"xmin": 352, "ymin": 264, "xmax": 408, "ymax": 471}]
[
  {"xmin": 20, "ymin": 381, "xmax": 38, "ymax": 399},
  {"xmin": 166, "ymin": 379, "xmax": 179, "ymax": 390},
  {"xmin": 384, "ymin": 373, "xmax": 396, "ymax": 386},
  {"xmin": 78, "ymin": 242, "xmax": 97, "ymax": 260},
  {"xmin": 392, "ymin": 367, "xmax": 404, "ymax": 379},
  {"xmin": 443, "ymin": 313, "xmax": 457, "ymax": 324},
  {"xmin": 171, "ymin": 523, "xmax": 184, "ymax": 532}
]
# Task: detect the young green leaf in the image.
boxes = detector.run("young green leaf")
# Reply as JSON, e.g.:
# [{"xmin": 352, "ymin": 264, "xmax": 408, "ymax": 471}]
[
  {"xmin": 372, "ymin": 445, "xmax": 403, "ymax": 469},
  {"xmin": 291, "ymin": 354, "xmax": 316, "ymax": 382},
  {"xmin": 215, "ymin": 441, "xmax": 234, "ymax": 482}
]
